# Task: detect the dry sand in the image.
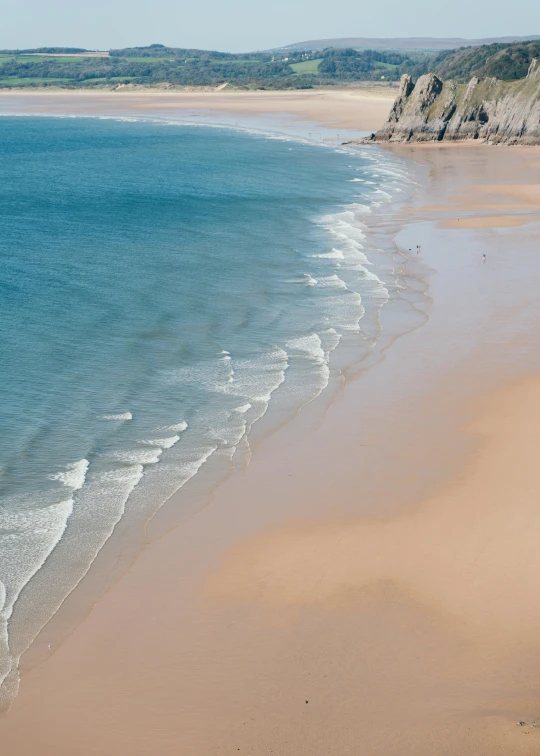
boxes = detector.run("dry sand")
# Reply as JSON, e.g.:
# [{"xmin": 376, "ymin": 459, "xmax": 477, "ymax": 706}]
[
  {"xmin": 1, "ymin": 105, "xmax": 540, "ymax": 754},
  {"xmin": 0, "ymin": 86, "xmax": 396, "ymax": 131},
  {"xmin": 208, "ymin": 373, "xmax": 540, "ymax": 640}
]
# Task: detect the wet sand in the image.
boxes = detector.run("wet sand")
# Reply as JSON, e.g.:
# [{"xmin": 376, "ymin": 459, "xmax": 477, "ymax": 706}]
[
  {"xmin": 1, "ymin": 120, "xmax": 540, "ymax": 752},
  {"xmin": 440, "ymin": 215, "xmax": 539, "ymax": 228}
]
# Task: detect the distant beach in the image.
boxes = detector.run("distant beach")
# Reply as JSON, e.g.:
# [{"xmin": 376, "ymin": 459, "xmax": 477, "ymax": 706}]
[
  {"xmin": 1, "ymin": 91, "xmax": 540, "ymax": 756},
  {"xmin": 0, "ymin": 85, "xmax": 396, "ymax": 131}
]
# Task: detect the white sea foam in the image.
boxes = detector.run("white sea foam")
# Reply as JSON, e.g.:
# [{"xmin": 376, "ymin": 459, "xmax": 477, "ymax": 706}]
[
  {"xmin": 282, "ymin": 333, "xmax": 334, "ymax": 409},
  {"xmin": 101, "ymin": 412, "xmax": 132, "ymax": 421},
  {"xmin": 309, "ymin": 205, "xmax": 394, "ymax": 332},
  {"xmin": 156, "ymin": 421, "xmax": 188, "ymax": 433},
  {"xmin": 169, "ymin": 347, "xmax": 289, "ymax": 435},
  {"xmin": 317, "ymin": 274, "xmax": 348, "ymax": 290},
  {"xmin": 213, "ymin": 346, "xmax": 290, "ymax": 458},
  {"xmin": 0, "ymin": 493, "xmax": 74, "ymax": 690},
  {"xmin": 0, "ymin": 495, "xmax": 74, "ymax": 619},
  {"xmin": 374, "ymin": 189, "xmax": 393, "ymax": 201},
  {"xmin": 219, "ymin": 353, "xmax": 235, "ymax": 382},
  {"xmin": 352, "ymin": 204, "xmax": 372, "ymax": 214},
  {"xmin": 48, "ymin": 459, "xmax": 89, "ymax": 491},
  {"xmin": 226, "ymin": 346, "xmax": 288, "ymax": 398},
  {"xmin": 167, "ymin": 355, "xmax": 234, "ymax": 392},
  {"xmin": 301, "ymin": 274, "xmax": 318, "ymax": 286},
  {"xmin": 320, "ymin": 327, "xmax": 342, "ymax": 358},
  {"xmin": 312, "ymin": 248, "xmax": 344, "ymax": 260},
  {"xmin": 316, "ymin": 208, "xmax": 389, "ymax": 304},
  {"xmin": 138, "ymin": 436, "xmax": 181, "ymax": 449},
  {"xmin": 0, "ymin": 460, "xmax": 147, "ymax": 705},
  {"xmin": 287, "ymin": 333, "xmax": 326, "ymax": 365},
  {"xmin": 180, "ymin": 445, "xmax": 217, "ymax": 481},
  {"xmin": 233, "ymin": 404, "xmax": 252, "ymax": 413},
  {"xmin": 109, "ymin": 449, "xmax": 163, "ymax": 465},
  {"xmin": 91, "ymin": 465, "xmax": 145, "ymax": 494},
  {"xmin": 287, "ymin": 330, "xmax": 342, "ymax": 386},
  {"xmin": 208, "ymin": 410, "xmax": 249, "ymax": 449},
  {"xmin": 321, "ymin": 210, "xmax": 368, "ymax": 247},
  {"xmin": 148, "ymin": 444, "xmax": 218, "ymax": 486}
]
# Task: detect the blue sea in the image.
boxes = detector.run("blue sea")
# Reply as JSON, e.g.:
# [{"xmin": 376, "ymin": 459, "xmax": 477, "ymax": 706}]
[{"xmin": 0, "ymin": 114, "xmax": 413, "ymax": 704}]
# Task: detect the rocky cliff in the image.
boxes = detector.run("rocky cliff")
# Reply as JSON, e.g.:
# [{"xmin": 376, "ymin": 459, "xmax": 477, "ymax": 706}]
[{"xmin": 366, "ymin": 58, "xmax": 540, "ymax": 144}]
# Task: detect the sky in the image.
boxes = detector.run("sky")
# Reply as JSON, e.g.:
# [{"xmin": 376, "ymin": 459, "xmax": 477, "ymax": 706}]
[{"xmin": 2, "ymin": 0, "xmax": 540, "ymax": 52}]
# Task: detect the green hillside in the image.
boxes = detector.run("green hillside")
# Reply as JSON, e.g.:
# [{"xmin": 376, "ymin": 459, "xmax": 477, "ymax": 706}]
[
  {"xmin": 0, "ymin": 44, "xmax": 416, "ymax": 89},
  {"xmin": 0, "ymin": 39, "xmax": 538, "ymax": 89},
  {"xmin": 430, "ymin": 40, "xmax": 540, "ymax": 81}
]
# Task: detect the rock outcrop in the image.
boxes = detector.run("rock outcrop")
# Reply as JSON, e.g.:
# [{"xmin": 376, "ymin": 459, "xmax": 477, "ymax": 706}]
[{"xmin": 367, "ymin": 59, "xmax": 540, "ymax": 144}]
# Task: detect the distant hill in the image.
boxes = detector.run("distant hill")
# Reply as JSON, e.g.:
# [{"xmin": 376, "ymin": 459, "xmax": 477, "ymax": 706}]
[{"xmin": 275, "ymin": 36, "xmax": 540, "ymax": 52}]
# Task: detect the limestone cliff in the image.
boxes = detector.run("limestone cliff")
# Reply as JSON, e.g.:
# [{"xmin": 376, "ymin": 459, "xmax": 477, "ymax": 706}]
[{"xmin": 367, "ymin": 59, "xmax": 540, "ymax": 144}]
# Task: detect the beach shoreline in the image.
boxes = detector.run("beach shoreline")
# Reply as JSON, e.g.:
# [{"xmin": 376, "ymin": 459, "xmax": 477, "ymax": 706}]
[
  {"xmin": 2, "ymin": 94, "xmax": 540, "ymax": 754},
  {"xmin": 0, "ymin": 92, "xmax": 413, "ymax": 710}
]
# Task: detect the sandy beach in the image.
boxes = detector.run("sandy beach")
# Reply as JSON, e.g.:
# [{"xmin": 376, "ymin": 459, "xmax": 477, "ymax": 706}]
[
  {"xmin": 0, "ymin": 86, "xmax": 396, "ymax": 131},
  {"xmin": 2, "ymin": 94, "xmax": 540, "ymax": 755}
]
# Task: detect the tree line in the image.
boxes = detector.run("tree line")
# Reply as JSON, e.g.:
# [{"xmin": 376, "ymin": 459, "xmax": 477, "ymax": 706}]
[{"xmin": 1, "ymin": 41, "xmax": 539, "ymax": 89}]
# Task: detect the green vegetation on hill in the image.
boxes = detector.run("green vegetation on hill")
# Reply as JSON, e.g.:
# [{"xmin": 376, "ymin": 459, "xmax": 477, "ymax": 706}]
[
  {"xmin": 290, "ymin": 58, "xmax": 322, "ymax": 74},
  {"xmin": 0, "ymin": 44, "xmax": 415, "ymax": 89},
  {"xmin": 428, "ymin": 40, "xmax": 540, "ymax": 81},
  {"xmin": 317, "ymin": 48, "xmax": 420, "ymax": 79},
  {"xmin": 0, "ymin": 39, "xmax": 538, "ymax": 89}
]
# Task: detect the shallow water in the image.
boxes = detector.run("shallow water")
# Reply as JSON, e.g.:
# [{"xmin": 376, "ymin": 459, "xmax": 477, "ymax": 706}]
[{"xmin": 0, "ymin": 115, "xmax": 414, "ymax": 705}]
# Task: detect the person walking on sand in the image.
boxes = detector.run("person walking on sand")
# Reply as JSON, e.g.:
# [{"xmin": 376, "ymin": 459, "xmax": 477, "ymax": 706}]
[
  {"xmin": 482, "ymin": 253, "xmax": 486, "ymax": 263},
  {"xmin": 416, "ymin": 245, "xmax": 421, "ymax": 254}
]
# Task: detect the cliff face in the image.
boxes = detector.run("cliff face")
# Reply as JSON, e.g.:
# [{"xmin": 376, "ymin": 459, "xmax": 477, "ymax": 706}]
[{"xmin": 368, "ymin": 58, "xmax": 540, "ymax": 144}]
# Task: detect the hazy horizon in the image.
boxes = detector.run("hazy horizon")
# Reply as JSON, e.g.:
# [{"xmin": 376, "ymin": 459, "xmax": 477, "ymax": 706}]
[
  {"xmin": 2, "ymin": 34, "xmax": 540, "ymax": 54},
  {"xmin": 1, "ymin": 0, "xmax": 540, "ymax": 53}
]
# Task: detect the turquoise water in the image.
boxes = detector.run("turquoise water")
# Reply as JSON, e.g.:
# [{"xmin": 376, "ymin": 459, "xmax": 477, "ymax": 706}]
[{"xmin": 0, "ymin": 115, "xmax": 412, "ymax": 703}]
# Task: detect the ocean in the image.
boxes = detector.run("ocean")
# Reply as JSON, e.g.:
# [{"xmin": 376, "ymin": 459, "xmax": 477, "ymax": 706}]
[{"xmin": 0, "ymin": 114, "xmax": 413, "ymax": 706}]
